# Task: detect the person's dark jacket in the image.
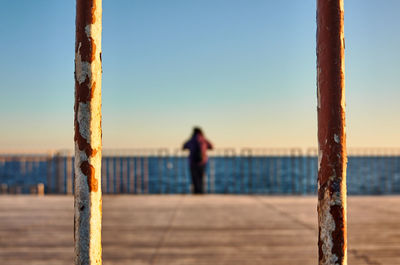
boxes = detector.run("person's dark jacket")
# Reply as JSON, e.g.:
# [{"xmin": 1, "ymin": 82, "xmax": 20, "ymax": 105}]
[{"xmin": 183, "ymin": 134, "xmax": 213, "ymax": 166}]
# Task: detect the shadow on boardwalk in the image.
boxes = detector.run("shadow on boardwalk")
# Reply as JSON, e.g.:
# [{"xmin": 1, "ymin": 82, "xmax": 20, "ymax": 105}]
[{"xmin": 0, "ymin": 195, "xmax": 399, "ymax": 265}]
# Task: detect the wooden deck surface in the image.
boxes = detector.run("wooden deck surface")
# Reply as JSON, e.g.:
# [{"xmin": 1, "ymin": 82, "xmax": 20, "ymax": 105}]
[{"xmin": 0, "ymin": 195, "xmax": 400, "ymax": 265}]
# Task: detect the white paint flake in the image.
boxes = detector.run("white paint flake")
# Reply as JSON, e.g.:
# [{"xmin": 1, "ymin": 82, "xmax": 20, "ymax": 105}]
[
  {"xmin": 334, "ymin": 134, "xmax": 340, "ymax": 144},
  {"xmin": 75, "ymin": 43, "xmax": 92, "ymax": 85},
  {"xmin": 319, "ymin": 189, "xmax": 338, "ymax": 265}
]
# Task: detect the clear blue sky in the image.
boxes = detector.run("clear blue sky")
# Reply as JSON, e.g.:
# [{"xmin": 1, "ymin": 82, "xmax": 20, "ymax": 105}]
[{"xmin": 0, "ymin": 0, "xmax": 399, "ymax": 150}]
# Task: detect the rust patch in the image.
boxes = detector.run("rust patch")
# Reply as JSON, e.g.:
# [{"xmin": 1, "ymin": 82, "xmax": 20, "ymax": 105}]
[
  {"xmin": 76, "ymin": 0, "xmax": 97, "ymax": 26},
  {"xmin": 76, "ymin": 78, "xmax": 92, "ymax": 103},
  {"xmin": 74, "ymin": 79, "xmax": 98, "ymax": 158},
  {"xmin": 77, "ymin": 37, "xmax": 96, "ymax": 62},
  {"xmin": 75, "ymin": 0, "xmax": 97, "ymax": 62},
  {"xmin": 74, "ymin": 119, "xmax": 95, "ymax": 157},
  {"xmin": 80, "ymin": 161, "xmax": 98, "ymax": 192},
  {"xmin": 318, "ymin": 183, "xmax": 327, "ymax": 201},
  {"xmin": 330, "ymin": 204, "xmax": 345, "ymax": 263}
]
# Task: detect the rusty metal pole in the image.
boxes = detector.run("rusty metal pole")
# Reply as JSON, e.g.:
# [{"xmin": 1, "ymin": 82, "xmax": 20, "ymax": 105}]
[
  {"xmin": 316, "ymin": 0, "xmax": 347, "ymax": 264},
  {"xmin": 74, "ymin": 0, "xmax": 102, "ymax": 264}
]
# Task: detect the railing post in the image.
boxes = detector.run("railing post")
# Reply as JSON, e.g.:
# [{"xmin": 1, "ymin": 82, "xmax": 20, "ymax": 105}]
[
  {"xmin": 157, "ymin": 149, "xmax": 169, "ymax": 194},
  {"xmin": 74, "ymin": 0, "xmax": 102, "ymax": 264},
  {"xmin": 317, "ymin": 0, "xmax": 347, "ymax": 264},
  {"xmin": 67, "ymin": 153, "xmax": 74, "ymax": 195},
  {"xmin": 122, "ymin": 157, "xmax": 128, "ymax": 193},
  {"xmin": 209, "ymin": 155, "xmax": 215, "ymax": 194},
  {"xmin": 55, "ymin": 153, "xmax": 64, "ymax": 194},
  {"xmin": 129, "ymin": 156, "xmax": 135, "ymax": 194},
  {"xmin": 46, "ymin": 154, "xmax": 53, "ymax": 194},
  {"xmin": 143, "ymin": 155, "xmax": 149, "ymax": 194},
  {"xmin": 136, "ymin": 155, "xmax": 142, "ymax": 194}
]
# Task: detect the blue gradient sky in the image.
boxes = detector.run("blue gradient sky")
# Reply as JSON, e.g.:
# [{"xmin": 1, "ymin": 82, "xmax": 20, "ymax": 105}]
[{"xmin": 0, "ymin": 1, "xmax": 399, "ymax": 150}]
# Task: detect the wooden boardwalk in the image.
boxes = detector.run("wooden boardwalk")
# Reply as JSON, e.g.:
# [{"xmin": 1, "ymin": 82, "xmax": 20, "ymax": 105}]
[{"xmin": 0, "ymin": 195, "xmax": 400, "ymax": 265}]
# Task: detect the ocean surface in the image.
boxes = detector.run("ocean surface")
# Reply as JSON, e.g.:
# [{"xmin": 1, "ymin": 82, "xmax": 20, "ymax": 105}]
[{"xmin": 1, "ymin": 155, "xmax": 400, "ymax": 195}]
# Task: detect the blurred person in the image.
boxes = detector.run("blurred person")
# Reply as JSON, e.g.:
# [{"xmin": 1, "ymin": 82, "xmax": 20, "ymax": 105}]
[{"xmin": 183, "ymin": 127, "xmax": 213, "ymax": 194}]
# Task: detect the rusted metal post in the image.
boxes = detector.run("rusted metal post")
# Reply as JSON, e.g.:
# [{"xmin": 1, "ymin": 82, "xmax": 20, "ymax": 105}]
[
  {"xmin": 74, "ymin": 0, "xmax": 102, "ymax": 264},
  {"xmin": 317, "ymin": 0, "xmax": 347, "ymax": 264}
]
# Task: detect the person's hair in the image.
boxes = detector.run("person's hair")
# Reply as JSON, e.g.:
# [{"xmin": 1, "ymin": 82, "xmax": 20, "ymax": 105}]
[{"xmin": 192, "ymin": 127, "xmax": 203, "ymax": 136}]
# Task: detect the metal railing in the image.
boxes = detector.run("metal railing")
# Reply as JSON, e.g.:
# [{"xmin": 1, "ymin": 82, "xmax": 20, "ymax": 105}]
[{"xmin": 1, "ymin": 148, "xmax": 400, "ymax": 195}]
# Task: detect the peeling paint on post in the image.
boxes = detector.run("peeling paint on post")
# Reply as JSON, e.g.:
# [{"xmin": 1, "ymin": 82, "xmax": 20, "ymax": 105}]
[
  {"xmin": 74, "ymin": 0, "xmax": 102, "ymax": 264},
  {"xmin": 316, "ymin": 0, "xmax": 347, "ymax": 264}
]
